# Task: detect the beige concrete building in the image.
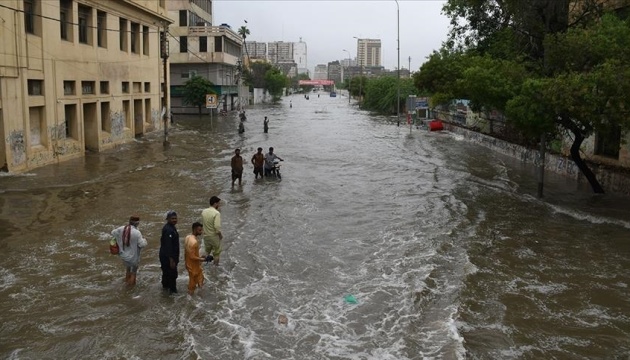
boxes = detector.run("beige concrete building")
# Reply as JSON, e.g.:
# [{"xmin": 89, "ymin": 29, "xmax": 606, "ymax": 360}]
[
  {"xmin": 0, "ymin": 0, "xmax": 171, "ymax": 173},
  {"xmin": 167, "ymin": 0, "xmax": 244, "ymax": 113}
]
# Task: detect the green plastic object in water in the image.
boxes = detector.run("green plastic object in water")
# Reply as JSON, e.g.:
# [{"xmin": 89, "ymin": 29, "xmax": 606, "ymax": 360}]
[{"xmin": 344, "ymin": 295, "xmax": 358, "ymax": 304}]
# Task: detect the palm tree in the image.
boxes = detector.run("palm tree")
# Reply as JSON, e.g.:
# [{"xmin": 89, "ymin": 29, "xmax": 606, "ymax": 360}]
[
  {"xmin": 237, "ymin": 26, "xmax": 250, "ymax": 41},
  {"xmin": 237, "ymin": 25, "xmax": 251, "ymax": 109}
]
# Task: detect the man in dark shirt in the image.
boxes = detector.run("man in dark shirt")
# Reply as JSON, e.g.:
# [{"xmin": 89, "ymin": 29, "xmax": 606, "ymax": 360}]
[{"xmin": 159, "ymin": 210, "xmax": 180, "ymax": 294}]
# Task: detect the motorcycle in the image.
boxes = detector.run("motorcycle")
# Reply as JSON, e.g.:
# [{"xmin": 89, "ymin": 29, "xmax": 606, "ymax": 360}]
[{"xmin": 265, "ymin": 161, "xmax": 282, "ymax": 179}]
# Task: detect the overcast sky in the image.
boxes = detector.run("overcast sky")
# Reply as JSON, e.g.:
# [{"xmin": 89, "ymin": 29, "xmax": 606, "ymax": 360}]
[{"xmin": 213, "ymin": 0, "xmax": 451, "ymax": 75}]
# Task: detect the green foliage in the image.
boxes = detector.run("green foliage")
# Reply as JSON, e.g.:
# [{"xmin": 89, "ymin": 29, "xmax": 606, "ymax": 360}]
[
  {"xmin": 182, "ymin": 75, "xmax": 215, "ymax": 115},
  {"xmin": 237, "ymin": 26, "xmax": 250, "ymax": 40},
  {"xmin": 244, "ymin": 62, "xmax": 273, "ymax": 89},
  {"xmin": 425, "ymin": 1, "xmax": 630, "ymax": 192},
  {"xmin": 264, "ymin": 68, "xmax": 287, "ymax": 103},
  {"xmin": 361, "ymin": 77, "xmax": 416, "ymax": 114}
]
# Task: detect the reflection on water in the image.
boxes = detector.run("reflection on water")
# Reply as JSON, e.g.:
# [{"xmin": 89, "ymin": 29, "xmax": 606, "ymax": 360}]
[{"xmin": 1, "ymin": 94, "xmax": 630, "ymax": 359}]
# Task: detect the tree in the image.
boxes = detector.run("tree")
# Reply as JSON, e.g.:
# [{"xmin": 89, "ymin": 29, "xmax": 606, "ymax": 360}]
[
  {"xmin": 431, "ymin": 0, "xmax": 629, "ymax": 193},
  {"xmin": 243, "ymin": 62, "xmax": 273, "ymax": 89},
  {"xmin": 264, "ymin": 68, "xmax": 286, "ymax": 103},
  {"xmin": 237, "ymin": 26, "xmax": 250, "ymax": 41},
  {"xmin": 291, "ymin": 73, "xmax": 313, "ymax": 93},
  {"xmin": 361, "ymin": 77, "xmax": 416, "ymax": 115},
  {"xmin": 182, "ymin": 75, "xmax": 215, "ymax": 115}
]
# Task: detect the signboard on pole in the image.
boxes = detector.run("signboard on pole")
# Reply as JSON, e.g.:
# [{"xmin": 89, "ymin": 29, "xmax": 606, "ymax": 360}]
[{"xmin": 205, "ymin": 94, "xmax": 218, "ymax": 109}]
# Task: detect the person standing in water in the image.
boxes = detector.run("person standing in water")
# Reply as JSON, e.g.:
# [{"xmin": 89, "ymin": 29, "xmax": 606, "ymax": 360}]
[
  {"xmin": 251, "ymin": 147, "xmax": 265, "ymax": 179},
  {"xmin": 263, "ymin": 116, "xmax": 269, "ymax": 133},
  {"xmin": 111, "ymin": 215, "xmax": 147, "ymax": 287},
  {"xmin": 202, "ymin": 196, "xmax": 223, "ymax": 266},
  {"xmin": 231, "ymin": 148, "xmax": 244, "ymax": 187},
  {"xmin": 159, "ymin": 211, "xmax": 180, "ymax": 294},
  {"xmin": 184, "ymin": 222, "xmax": 209, "ymax": 295}
]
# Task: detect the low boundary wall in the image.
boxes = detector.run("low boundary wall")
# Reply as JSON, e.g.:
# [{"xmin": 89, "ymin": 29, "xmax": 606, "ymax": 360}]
[{"xmin": 442, "ymin": 122, "xmax": 630, "ymax": 195}]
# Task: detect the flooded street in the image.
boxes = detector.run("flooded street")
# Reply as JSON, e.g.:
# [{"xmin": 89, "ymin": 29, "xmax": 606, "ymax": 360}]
[{"xmin": 1, "ymin": 93, "xmax": 630, "ymax": 359}]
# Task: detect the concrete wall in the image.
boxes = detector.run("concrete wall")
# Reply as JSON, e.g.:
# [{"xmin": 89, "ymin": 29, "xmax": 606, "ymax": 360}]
[
  {"xmin": 0, "ymin": 0, "xmax": 169, "ymax": 173},
  {"xmin": 253, "ymin": 88, "xmax": 272, "ymax": 104},
  {"xmin": 443, "ymin": 122, "xmax": 630, "ymax": 195}
]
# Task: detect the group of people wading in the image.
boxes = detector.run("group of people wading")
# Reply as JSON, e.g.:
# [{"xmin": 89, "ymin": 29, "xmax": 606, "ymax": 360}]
[{"xmin": 111, "ymin": 196, "xmax": 224, "ymax": 296}]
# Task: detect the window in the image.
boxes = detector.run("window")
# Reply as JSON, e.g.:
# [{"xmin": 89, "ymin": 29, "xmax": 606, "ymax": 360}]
[
  {"xmin": 24, "ymin": 0, "xmax": 36, "ymax": 34},
  {"xmin": 100, "ymin": 81, "xmax": 109, "ymax": 94},
  {"xmin": 144, "ymin": 82, "xmax": 150, "ymax": 93},
  {"xmin": 133, "ymin": 82, "xmax": 141, "ymax": 94},
  {"xmin": 215, "ymin": 38, "xmax": 222, "ymax": 52},
  {"xmin": 119, "ymin": 18, "xmax": 128, "ymax": 51},
  {"xmin": 122, "ymin": 82, "xmax": 129, "ymax": 93},
  {"xmin": 179, "ymin": 10, "xmax": 187, "ymax": 26},
  {"xmin": 97, "ymin": 11, "xmax": 107, "ymax": 48},
  {"xmin": 142, "ymin": 26, "xmax": 149, "ymax": 55},
  {"xmin": 28, "ymin": 80, "xmax": 43, "ymax": 96},
  {"xmin": 101, "ymin": 102, "xmax": 111, "ymax": 132},
  {"xmin": 595, "ymin": 126, "xmax": 622, "ymax": 159},
  {"xmin": 180, "ymin": 36, "xmax": 188, "ymax": 53},
  {"xmin": 63, "ymin": 81, "xmax": 75, "ymax": 95},
  {"xmin": 82, "ymin": 81, "xmax": 95, "ymax": 95},
  {"xmin": 60, "ymin": 0, "xmax": 72, "ymax": 41},
  {"xmin": 78, "ymin": 5, "xmax": 92, "ymax": 45},
  {"xmin": 130, "ymin": 23, "xmax": 139, "ymax": 54},
  {"xmin": 199, "ymin": 36, "xmax": 207, "ymax": 52},
  {"xmin": 159, "ymin": 0, "xmax": 165, "ymax": 8}
]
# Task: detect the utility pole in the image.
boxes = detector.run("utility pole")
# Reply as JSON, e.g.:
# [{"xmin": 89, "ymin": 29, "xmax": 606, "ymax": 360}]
[
  {"xmin": 408, "ymin": 56, "xmax": 411, "ymax": 77},
  {"xmin": 160, "ymin": 26, "xmax": 170, "ymax": 146},
  {"xmin": 395, "ymin": 0, "xmax": 401, "ymax": 128}
]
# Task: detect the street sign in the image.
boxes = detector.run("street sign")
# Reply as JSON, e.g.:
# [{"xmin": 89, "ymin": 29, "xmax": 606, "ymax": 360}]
[
  {"xmin": 416, "ymin": 97, "xmax": 429, "ymax": 109},
  {"xmin": 205, "ymin": 94, "xmax": 218, "ymax": 108}
]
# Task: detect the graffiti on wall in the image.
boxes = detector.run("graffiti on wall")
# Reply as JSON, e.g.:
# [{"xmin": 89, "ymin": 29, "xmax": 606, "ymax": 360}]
[
  {"xmin": 6, "ymin": 130, "xmax": 26, "ymax": 166},
  {"xmin": 152, "ymin": 109, "xmax": 161, "ymax": 129},
  {"xmin": 102, "ymin": 111, "xmax": 129, "ymax": 145}
]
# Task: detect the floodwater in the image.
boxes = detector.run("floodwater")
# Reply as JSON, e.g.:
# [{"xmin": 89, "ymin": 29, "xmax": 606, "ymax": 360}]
[{"xmin": 1, "ymin": 92, "xmax": 630, "ymax": 359}]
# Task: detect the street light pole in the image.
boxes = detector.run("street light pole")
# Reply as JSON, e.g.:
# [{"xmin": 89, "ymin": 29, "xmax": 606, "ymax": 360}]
[
  {"xmin": 395, "ymin": 0, "xmax": 401, "ymax": 128},
  {"xmin": 343, "ymin": 49, "xmax": 351, "ymax": 103}
]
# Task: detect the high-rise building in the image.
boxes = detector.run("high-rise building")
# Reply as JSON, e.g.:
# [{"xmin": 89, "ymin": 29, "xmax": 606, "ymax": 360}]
[
  {"xmin": 327, "ymin": 61, "xmax": 342, "ymax": 84},
  {"xmin": 268, "ymin": 41, "xmax": 293, "ymax": 63},
  {"xmin": 314, "ymin": 65, "xmax": 328, "ymax": 80},
  {"xmin": 356, "ymin": 38, "xmax": 382, "ymax": 67},
  {"xmin": 0, "ymin": 0, "xmax": 170, "ymax": 173},
  {"xmin": 245, "ymin": 41, "xmax": 267, "ymax": 59},
  {"xmin": 293, "ymin": 38, "xmax": 308, "ymax": 75}
]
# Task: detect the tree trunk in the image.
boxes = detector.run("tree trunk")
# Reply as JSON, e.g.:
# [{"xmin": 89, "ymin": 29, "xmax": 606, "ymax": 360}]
[{"xmin": 569, "ymin": 131, "xmax": 605, "ymax": 193}]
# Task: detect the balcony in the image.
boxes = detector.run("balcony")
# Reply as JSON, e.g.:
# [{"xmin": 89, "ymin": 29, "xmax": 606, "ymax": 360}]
[{"xmin": 188, "ymin": 26, "xmax": 241, "ymax": 44}]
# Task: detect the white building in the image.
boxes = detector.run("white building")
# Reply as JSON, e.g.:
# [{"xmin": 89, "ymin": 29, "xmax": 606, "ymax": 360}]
[{"xmin": 293, "ymin": 38, "xmax": 308, "ymax": 75}]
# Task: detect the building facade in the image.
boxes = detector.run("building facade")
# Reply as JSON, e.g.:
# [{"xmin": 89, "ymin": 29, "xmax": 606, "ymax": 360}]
[
  {"xmin": 268, "ymin": 41, "xmax": 293, "ymax": 64},
  {"xmin": 356, "ymin": 38, "xmax": 382, "ymax": 67},
  {"xmin": 0, "ymin": 0, "xmax": 170, "ymax": 173},
  {"xmin": 293, "ymin": 39, "xmax": 308, "ymax": 75},
  {"xmin": 167, "ymin": 0, "xmax": 244, "ymax": 113},
  {"xmin": 327, "ymin": 61, "xmax": 342, "ymax": 85},
  {"xmin": 245, "ymin": 41, "xmax": 267, "ymax": 60},
  {"xmin": 313, "ymin": 65, "xmax": 328, "ymax": 80}
]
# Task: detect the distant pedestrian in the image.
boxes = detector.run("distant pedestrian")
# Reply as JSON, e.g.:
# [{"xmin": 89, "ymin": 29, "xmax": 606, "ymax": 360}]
[
  {"xmin": 111, "ymin": 215, "xmax": 147, "ymax": 287},
  {"xmin": 202, "ymin": 196, "xmax": 223, "ymax": 266},
  {"xmin": 159, "ymin": 210, "xmax": 180, "ymax": 294},
  {"xmin": 263, "ymin": 116, "xmax": 269, "ymax": 133},
  {"xmin": 184, "ymin": 222, "xmax": 208, "ymax": 295},
  {"xmin": 251, "ymin": 147, "xmax": 265, "ymax": 179},
  {"xmin": 238, "ymin": 121, "xmax": 245, "ymax": 134},
  {"xmin": 231, "ymin": 148, "xmax": 243, "ymax": 186}
]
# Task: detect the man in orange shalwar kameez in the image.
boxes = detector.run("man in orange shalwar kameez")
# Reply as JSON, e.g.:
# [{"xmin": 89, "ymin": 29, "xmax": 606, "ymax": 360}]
[{"xmin": 184, "ymin": 222, "xmax": 209, "ymax": 295}]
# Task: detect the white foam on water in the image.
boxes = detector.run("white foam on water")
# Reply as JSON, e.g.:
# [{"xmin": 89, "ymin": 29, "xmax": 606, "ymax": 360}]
[
  {"xmin": 0, "ymin": 267, "xmax": 17, "ymax": 291},
  {"xmin": 547, "ymin": 203, "xmax": 630, "ymax": 229}
]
